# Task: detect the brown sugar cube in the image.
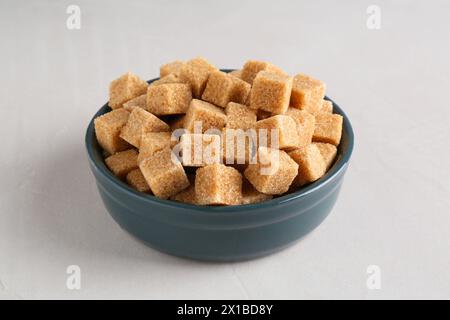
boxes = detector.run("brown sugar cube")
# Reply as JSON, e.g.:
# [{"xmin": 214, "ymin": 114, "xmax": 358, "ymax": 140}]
[
  {"xmin": 290, "ymin": 74, "xmax": 325, "ymax": 114},
  {"xmin": 285, "ymin": 108, "xmax": 316, "ymax": 148},
  {"xmin": 119, "ymin": 107, "xmax": 170, "ymax": 148},
  {"xmin": 319, "ymin": 99, "xmax": 333, "ymax": 114},
  {"xmin": 147, "ymin": 83, "xmax": 192, "ymax": 115},
  {"xmin": 313, "ymin": 113, "xmax": 343, "ymax": 146},
  {"xmin": 288, "ymin": 144, "xmax": 326, "ymax": 187},
  {"xmin": 138, "ymin": 132, "xmax": 176, "ymax": 164},
  {"xmin": 250, "ymin": 71, "xmax": 293, "ymax": 114},
  {"xmin": 149, "ymin": 73, "xmax": 183, "ymax": 87},
  {"xmin": 126, "ymin": 168, "xmax": 151, "ymax": 193},
  {"xmin": 231, "ymin": 77, "xmax": 252, "ymax": 106},
  {"xmin": 160, "ymin": 60, "xmax": 184, "ymax": 77},
  {"xmin": 201, "ymin": 71, "xmax": 234, "ymax": 107},
  {"xmin": 123, "ymin": 94, "xmax": 147, "ymax": 111},
  {"xmin": 180, "ymin": 133, "xmax": 222, "ymax": 166},
  {"xmin": 183, "ymin": 99, "xmax": 227, "ymax": 133},
  {"xmin": 94, "ymin": 108, "xmax": 130, "ymax": 154},
  {"xmin": 255, "ymin": 115, "xmax": 299, "ymax": 150},
  {"xmin": 229, "ymin": 69, "xmax": 242, "ymax": 79},
  {"xmin": 201, "ymin": 70, "xmax": 251, "ymax": 107},
  {"xmin": 241, "ymin": 179, "xmax": 273, "ymax": 205},
  {"xmin": 313, "ymin": 142, "xmax": 337, "ymax": 170},
  {"xmin": 179, "ymin": 57, "xmax": 217, "ymax": 98},
  {"xmin": 105, "ymin": 149, "xmax": 138, "ymax": 179},
  {"xmin": 195, "ymin": 163, "xmax": 242, "ymax": 205},
  {"xmin": 222, "ymin": 128, "xmax": 255, "ymax": 165},
  {"xmin": 244, "ymin": 147, "xmax": 298, "ymax": 195},
  {"xmin": 225, "ymin": 102, "xmax": 256, "ymax": 130},
  {"xmin": 241, "ymin": 60, "xmax": 285, "ymax": 84},
  {"xmin": 109, "ymin": 72, "xmax": 148, "ymax": 109},
  {"xmin": 170, "ymin": 175, "xmax": 197, "ymax": 204},
  {"xmin": 139, "ymin": 147, "xmax": 190, "ymax": 199}
]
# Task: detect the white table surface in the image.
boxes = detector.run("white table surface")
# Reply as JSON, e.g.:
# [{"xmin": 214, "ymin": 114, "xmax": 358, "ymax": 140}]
[{"xmin": 1, "ymin": 0, "xmax": 449, "ymax": 299}]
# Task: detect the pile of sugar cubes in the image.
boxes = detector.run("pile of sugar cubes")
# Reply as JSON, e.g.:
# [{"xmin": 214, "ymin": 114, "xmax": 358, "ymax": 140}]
[{"xmin": 94, "ymin": 57, "xmax": 343, "ymax": 205}]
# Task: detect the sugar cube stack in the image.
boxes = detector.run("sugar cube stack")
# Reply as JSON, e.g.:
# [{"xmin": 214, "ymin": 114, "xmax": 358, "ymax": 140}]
[{"xmin": 94, "ymin": 57, "xmax": 344, "ymax": 206}]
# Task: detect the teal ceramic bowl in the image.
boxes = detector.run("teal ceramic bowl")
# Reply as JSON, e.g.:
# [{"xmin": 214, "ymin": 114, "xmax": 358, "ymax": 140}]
[{"xmin": 85, "ymin": 71, "xmax": 354, "ymax": 262}]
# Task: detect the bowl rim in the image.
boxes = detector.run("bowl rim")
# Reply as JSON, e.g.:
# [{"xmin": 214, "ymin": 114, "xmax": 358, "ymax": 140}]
[{"xmin": 85, "ymin": 70, "xmax": 354, "ymax": 214}]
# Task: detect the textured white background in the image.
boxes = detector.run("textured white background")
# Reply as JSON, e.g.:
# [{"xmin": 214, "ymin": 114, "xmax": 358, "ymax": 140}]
[{"xmin": 1, "ymin": 0, "xmax": 449, "ymax": 299}]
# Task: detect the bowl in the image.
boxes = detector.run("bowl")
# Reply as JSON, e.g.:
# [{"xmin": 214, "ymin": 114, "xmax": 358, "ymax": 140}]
[{"xmin": 85, "ymin": 70, "xmax": 354, "ymax": 262}]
